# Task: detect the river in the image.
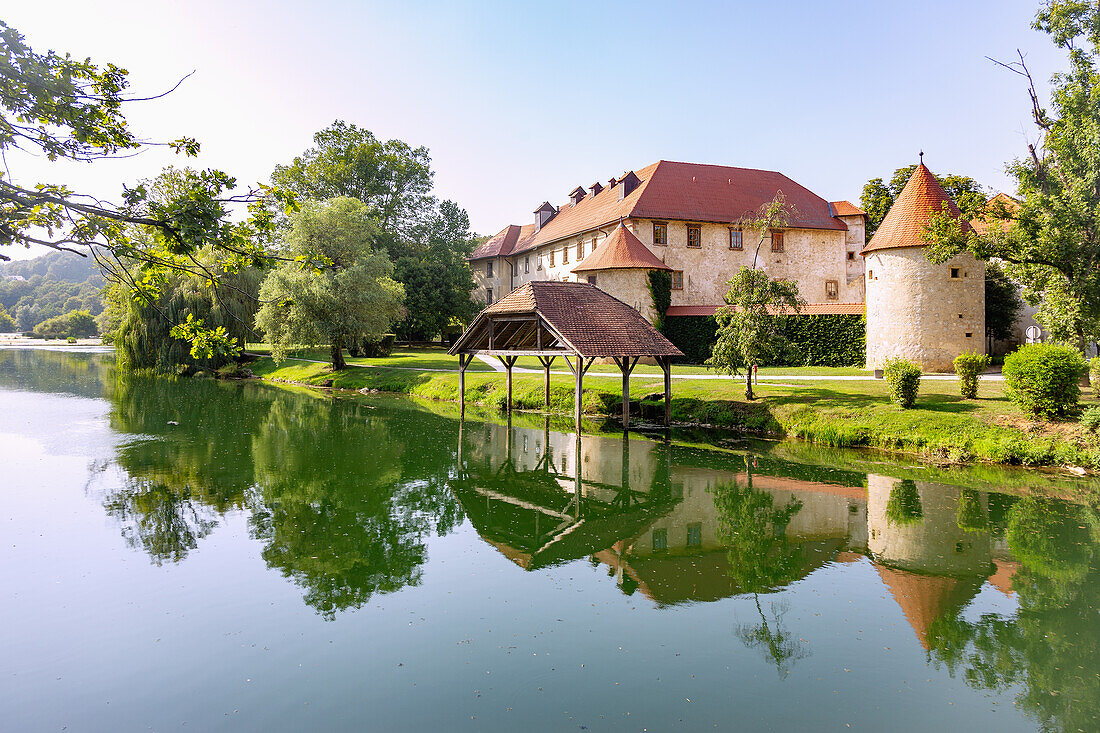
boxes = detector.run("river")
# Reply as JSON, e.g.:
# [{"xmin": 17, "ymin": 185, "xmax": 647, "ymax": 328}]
[{"xmin": 1, "ymin": 349, "xmax": 1098, "ymax": 732}]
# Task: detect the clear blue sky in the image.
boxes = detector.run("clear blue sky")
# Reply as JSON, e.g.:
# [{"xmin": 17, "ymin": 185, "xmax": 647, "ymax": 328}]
[{"xmin": 3, "ymin": 0, "xmax": 1064, "ymax": 259}]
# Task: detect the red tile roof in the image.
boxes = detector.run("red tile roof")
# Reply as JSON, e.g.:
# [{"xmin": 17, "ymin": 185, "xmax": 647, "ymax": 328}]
[
  {"xmin": 862, "ymin": 164, "xmax": 970, "ymax": 255},
  {"xmin": 969, "ymin": 192, "xmax": 1019, "ymax": 236},
  {"xmin": 450, "ymin": 281, "xmax": 683, "ymax": 358},
  {"xmin": 476, "ymin": 160, "xmax": 849, "ymax": 261},
  {"xmin": 830, "ymin": 200, "xmax": 866, "ymax": 217},
  {"xmin": 665, "ymin": 302, "xmax": 865, "ymax": 317},
  {"xmin": 571, "ymin": 223, "xmax": 671, "ymax": 272}
]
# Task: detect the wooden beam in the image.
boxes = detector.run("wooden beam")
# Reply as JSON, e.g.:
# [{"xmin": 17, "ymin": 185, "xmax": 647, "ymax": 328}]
[
  {"xmin": 469, "ymin": 349, "xmax": 571, "ymax": 358},
  {"xmin": 573, "ymin": 356, "xmax": 584, "ymax": 427},
  {"xmin": 660, "ymin": 356, "xmax": 672, "ymax": 427},
  {"xmin": 538, "ymin": 355, "xmax": 556, "ymax": 409},
  {"xmin": 458, "ymin": 353, "xmax": 470, "ymax": 415}
]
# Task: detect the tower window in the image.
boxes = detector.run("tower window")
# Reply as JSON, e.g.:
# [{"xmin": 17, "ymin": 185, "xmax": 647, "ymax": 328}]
[
  {"xmin": 950, "ymin": 267, "xmax": 960, "ymax": 279},
  {"xmin": 965, "ymin": 332, "xmax": 973, "ymax": 338},
  {"xmin": 847, "ymin": 251, "xmax": 855, "ymax": 261},
  {"xmin": 587, "ymin": 275, "xmax": 597, "ymax": 285}
]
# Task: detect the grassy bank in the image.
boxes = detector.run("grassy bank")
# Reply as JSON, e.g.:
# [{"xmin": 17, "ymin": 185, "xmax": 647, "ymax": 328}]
[{"xmin": 248, "ymin": 350, "xmax": 1100, "ymax": 471}]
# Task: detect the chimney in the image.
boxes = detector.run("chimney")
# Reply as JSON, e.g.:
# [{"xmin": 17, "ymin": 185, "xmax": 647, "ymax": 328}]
[
  {"xmin": 568, "ymin": 186, "xmax": 586, "ymax": 206},
  {"xmin": 533, "ymin": 201, "xmax": 556, "ymax": 231},
  {"xmin": 590, "ymin": 181, "xmax": 603, "ymax": 196}
]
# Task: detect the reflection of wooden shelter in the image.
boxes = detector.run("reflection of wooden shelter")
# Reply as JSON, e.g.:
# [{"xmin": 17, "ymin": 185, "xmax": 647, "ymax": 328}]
[{"xmin": 449, "ymin": 281, "xmax": 683, "ymax": 427}]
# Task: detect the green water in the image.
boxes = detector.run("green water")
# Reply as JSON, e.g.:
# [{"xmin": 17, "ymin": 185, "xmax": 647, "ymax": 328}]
[{"xmin": 2, "ymin": 349, "xmax": 1099, "ymax": 732}]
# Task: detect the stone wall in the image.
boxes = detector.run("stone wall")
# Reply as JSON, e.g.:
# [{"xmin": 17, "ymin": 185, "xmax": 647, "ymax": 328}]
[
  {"xmin": 582, "ymin": 268, "xmax": 657, "ymax": 322},
  {"xmin": 865, "ymin": 247, "xmax": 985, "ymax": 372}
]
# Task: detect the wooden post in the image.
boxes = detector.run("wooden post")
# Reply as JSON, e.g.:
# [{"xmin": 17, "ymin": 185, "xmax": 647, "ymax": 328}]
[
  {"xmin": 660, "ymin": 356, "xmax": 672, "ymax": 427},
  {"xmin": 543, "ymin": 356, "xmax": 555, "ymax": 410},
  {"xmin": 616, "ymin": 356, "xmax": 638, "ymax": 430},
  {"xmin": 500, "ymin": 355, "xmax": 514, "ymax": 413},
  {"xmin": 458, "ymin": 353, "xmax": 469, "ymax": 416}
]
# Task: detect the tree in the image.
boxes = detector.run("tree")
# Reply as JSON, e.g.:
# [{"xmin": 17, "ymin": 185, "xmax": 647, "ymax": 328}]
[
  {"xmin": 0, "ymin": 21, "xmax": 294, "ymax": 353},
  {"xmin": 985, "ymin": 261, "xmax": 1024, "ymax": 345},
  {"xmin": 255, "ymin": 198, "xmax": 404, "ymax": 369},
  {"xmin": 0, "ymin": 305, "xmax": 15, "ymax": 331},
  {"xmin": 272, "ymin": 122, "xmax": 476, "ymax": 338},
  {"xmin": 925, "ymin": 1, "xmax": 1100, "ymax": 348},
  {"xmin": 707, "ymin": 194, "xmax": 803, "ymax": 399},
  {"xmin": 860, "ymin": 165, "xmax": 987, "ymax": 239}
]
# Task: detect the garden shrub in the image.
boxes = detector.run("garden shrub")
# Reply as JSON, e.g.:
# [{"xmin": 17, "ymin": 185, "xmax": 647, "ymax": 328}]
[
  {"xmin": 954, "ymin": 351, "xmax": 991, "ymax": 398},
  {"xmin": 1002, "ymin": 343, "xmax": 1087, "ymax": 417},
  {"xmin": 1090, "ymin": 356, "xmax": 1100, "ymax": 391},
  {"xmin": 1080, "ymin": 405, "xmax": 1100, "ymax": 432},
  {"xmin": 661, "ymin": 313, "xmax": 865, "ymax": 367},
  {"xmin": 883, "ymin": 357, "xmax": 921, "ymax": 408},
  {"xmin": 66, "ymin": 336, "xmax": 77, "ymax": 344},
  {"xmin": 348, "ymin": 333, "xmax": 396, "ymax": 358}
]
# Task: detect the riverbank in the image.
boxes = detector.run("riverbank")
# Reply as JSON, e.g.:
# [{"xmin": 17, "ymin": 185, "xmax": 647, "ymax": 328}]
[{"xmin": 248, "ymin": 353, "xmax": 1100, "ymax": 472}]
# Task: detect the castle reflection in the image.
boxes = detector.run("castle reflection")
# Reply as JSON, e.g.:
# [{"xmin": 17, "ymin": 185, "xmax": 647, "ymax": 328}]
[{"xmin": 455, "ymin": 418, "xmax": 1020, "ymax": 643}]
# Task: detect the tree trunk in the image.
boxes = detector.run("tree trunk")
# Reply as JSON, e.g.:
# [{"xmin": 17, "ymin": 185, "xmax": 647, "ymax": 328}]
[
  {"xmin": 330, "ymin": 337, "xmax": 346, "ymax": 370},
  {"xmin": 745, "ymin": 371, "xmax": 754, "ymax": 401}
]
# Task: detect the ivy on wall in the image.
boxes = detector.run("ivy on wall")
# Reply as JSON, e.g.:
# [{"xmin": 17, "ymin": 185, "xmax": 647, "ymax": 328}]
[
  {"xmin": 661, "ymin": 313, "xmax": 866, "ymax": 367},
  {"xmin": 647, "ymin": 270, "xmax": 672, "ymax": 328}
]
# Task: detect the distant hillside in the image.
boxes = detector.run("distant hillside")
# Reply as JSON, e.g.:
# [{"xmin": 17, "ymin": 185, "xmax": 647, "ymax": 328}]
[{"xmin": 0, "ymin": 251, "xmax": 106, "ymax": 331}]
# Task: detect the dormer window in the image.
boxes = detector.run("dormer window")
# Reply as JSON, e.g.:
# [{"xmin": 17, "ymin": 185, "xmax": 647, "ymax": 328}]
[{"xmin": 569, "ymin": 186, "xmax": 586, "ymax": 206}]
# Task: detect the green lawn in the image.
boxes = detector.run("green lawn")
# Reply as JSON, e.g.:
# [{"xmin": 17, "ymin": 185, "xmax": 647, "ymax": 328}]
[{"xmin": 247, "ymin": 348, "xmax": 1100, "ymax": 471}]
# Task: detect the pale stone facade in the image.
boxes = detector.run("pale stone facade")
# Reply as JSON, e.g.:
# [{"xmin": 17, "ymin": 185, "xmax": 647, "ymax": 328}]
[{"xmin": 865, "ymin": 248, "xmax": 985, "ymax": 372}]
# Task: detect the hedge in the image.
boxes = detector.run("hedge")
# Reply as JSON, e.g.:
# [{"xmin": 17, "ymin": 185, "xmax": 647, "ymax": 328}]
[{"xmin": 661, "ymin": 313, "xmax": 865, "ymax": 367}]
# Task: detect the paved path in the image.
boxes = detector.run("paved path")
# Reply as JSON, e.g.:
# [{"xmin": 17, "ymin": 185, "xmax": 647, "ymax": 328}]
[{"xmin": 247, "ymin": 353, "xmax": 1003, "ymax": 382}]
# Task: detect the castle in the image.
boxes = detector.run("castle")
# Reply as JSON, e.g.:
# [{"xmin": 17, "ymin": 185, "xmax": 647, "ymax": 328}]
[{"xmin": 470, "ymin": 159, "xmax": 986, "ymax": 372}]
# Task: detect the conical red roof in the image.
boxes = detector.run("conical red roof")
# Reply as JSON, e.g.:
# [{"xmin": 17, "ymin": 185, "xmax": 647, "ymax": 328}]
[
  {"xmin": 862, "ymin": 163, "xmax": 971, "ymax": 255},
  {"xmin": 572, "ymin": 222, "xmax": 671, "ymax": 272}
]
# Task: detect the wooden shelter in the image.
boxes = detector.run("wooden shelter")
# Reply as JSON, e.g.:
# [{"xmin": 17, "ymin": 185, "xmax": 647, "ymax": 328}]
[{"xmin": 448, "ymin": 281, "xmax": 683, "ymax": 427}]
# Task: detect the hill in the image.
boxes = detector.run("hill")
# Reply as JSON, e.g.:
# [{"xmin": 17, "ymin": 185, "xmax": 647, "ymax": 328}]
[{"xmin": 0, "ymin": 251, "xmax": 106, "ymax": 331}]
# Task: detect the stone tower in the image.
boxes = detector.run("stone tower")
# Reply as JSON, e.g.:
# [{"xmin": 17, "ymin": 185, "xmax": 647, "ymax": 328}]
[{"xmin": 863, "ymin": 163, "xmax": 985, "ymax": 372}]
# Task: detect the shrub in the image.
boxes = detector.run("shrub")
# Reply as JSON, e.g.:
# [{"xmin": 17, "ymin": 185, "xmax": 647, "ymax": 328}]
[
  {"xmin": 66, "ymin": 336, "xmax": 77, "ymax": 344},
  {"xmin": 1091, "ymin": 356, "xmax": 1100, "ymax": 391},
  {"xmin": 1002, "ymin": 343, "xmax": 1087, "ymax": 417},
  {"xmin": 954, "ymin": 351, "xmax": 991, "ymax": 398},
  {"xmin": 661, "ymin": 313, "xmax": 865, "ymax": 367},
  {"xmin": 1080, "ymin": 405, "xmax": 1100, "ymax": 432},
  {"xmin": 883, "ymin": 357, "xmax": 921, "ymax": 408}
]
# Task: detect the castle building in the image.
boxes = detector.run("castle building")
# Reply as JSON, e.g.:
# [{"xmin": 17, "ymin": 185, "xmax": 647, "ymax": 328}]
[
  {"xmin": 863, "ymin": 163, "xmax": 986, "ymax": 371},
  {"xmin": 470, "ymin": 160, "xmax": 867, "ymax": 318}
]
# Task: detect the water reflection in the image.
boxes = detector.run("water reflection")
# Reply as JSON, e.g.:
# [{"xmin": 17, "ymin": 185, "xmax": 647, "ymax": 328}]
[{"xmin": 65, "ymin": 357, "xmax": 1100, "ymax": 731}]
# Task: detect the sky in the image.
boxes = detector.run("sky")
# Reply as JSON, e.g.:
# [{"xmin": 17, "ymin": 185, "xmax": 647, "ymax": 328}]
[{"xmin": 3, "ymin": 0, "xmax": 1067, "ymax": 260}]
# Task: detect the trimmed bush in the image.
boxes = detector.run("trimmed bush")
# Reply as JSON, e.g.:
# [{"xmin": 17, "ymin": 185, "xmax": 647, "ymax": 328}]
[
  {"xmin": 661, "ymin": 313, "xmax": 865, "ymax": 367},
  {"xmin": 1002, "ymin": 343, "xmax": 1087, "ymax": 417},
  {"xmin": 954, "ymin": 351, "xmax": 991, "ymax": 398},
  {"xmin": 883, "ymin": 357, "xmax": 921, "ymax": 408}
]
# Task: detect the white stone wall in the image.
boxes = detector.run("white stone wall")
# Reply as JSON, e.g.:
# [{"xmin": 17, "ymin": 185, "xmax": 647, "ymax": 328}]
[
  {"xmin": 865, "ymin": 247, "xmax": 986, "ymax": 372},
  {"xmin": 581, "ymin": 268, "xmax": 657, "ymax": 322}
]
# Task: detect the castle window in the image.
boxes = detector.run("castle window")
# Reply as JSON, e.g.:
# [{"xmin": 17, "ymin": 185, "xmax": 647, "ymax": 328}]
[
  {"xmin": 653, "ymin": 222, "xmax": 668, "ymax": 245},
  {"xmin": 687, "ymin": 523, "xmax": 702, "ymax": 548},
  {"xmin": 671, "ymin": 270, "xmax": 684, "ymax": 290},
  {"xmin": 524, "ymin": 256, "xmax": 530, "ymax": 274},
  {"xmin": 687, "ymin": 224, "xmax": 702, "ymax": 248},
  {"xmin": 587, "ymin": 275, "xmax": 597, "ymax": 285},
  {"xmin": 485, "ymin": 288, "xmax": 493, "ymax": 304},
  {"xmin": 825, "ymin": 280, "xmax": 839, "ymax": 300},
  {"xmin": 965, "ymin": 332, "xmax": 973, "ymax": 338},
  {"xmin": 847, "ymin": 251, "xmax": 855, "ymax": 261},
  {"xmin": 950, "ymin": 267, "xmax": 960, "ymax": 279},
  {"xmin": 487, "ymin": 261, "xmax": 493, "ymax": 278},
  {"xmin": 771, "ymin": 230, "xmax": 784, "ymax": 252},
  {"xmin": 729, "ymin": 228, "xmax": 742, "ymax": 250},
  {"xmin": 562, "ymin": 245, "xmax": 569, "ymax": 264},
  {"xmin": 537, "ymin": 253, "xmax": 543, "ymax": 270},
  {"xmin": 652, "ymin": 528, "xmax": 668, "ymax": 552},
  {"xmin": 549, "ymin": 249, "xmax": 555, "ymax": 267},
  {"xmin": 577, "ymin": 240, "xmax": 583, "ymax": 260},
  {"xmin": 868, "ymin": 270, "xmax": 874, "ymax": 280}
]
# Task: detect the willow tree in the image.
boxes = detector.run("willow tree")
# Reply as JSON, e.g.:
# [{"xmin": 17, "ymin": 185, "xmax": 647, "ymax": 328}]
[{"xmin": 255, "ymin": 197, "xmax": 404, "ymax": 370}]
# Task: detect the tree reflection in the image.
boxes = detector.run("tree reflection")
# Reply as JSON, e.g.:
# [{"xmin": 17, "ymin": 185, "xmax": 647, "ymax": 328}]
[
  {"xmin": 927, "ymin": 497, "xmax": 1100, "ymax": 732},
  {"xmin": 885, "ymin": 479, "xmax": 922, "ymax": 526},
  {"xmin": 713, "ymin": 477, "xmax": 809, "ymax": 677}
]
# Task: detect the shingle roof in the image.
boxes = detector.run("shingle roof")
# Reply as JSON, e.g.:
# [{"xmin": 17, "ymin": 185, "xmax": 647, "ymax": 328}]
[
  {"xmin": 830, "ymin": 200, "xmax": 866, "ymax": 217},
  {"xmin": 571, "ymin": 223, "xmax": 671, "ymax": 272},
  {"xmin": 480, "ymin": 160, "xmax": 849, "ymax": 262},
  {"xmin": 665, "ymin": 302, "xmax": 865, "ymax": 317},
  {"xmin": 862, "ymin": 163, "xmax": 970, "ymax": 255},
  {"xmin": 450, "ymin": 281, "xmax": 683, "ymax": 358}
]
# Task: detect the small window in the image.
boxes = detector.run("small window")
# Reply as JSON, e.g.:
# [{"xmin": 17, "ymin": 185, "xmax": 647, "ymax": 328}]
[
  {"xmin": 577, "ymin": 240, "xmax": 583, "ymax": 259},
  {"xmin": 653, "ymin": 222, "xmax": 668, "ymax": 245},
  {"xmin": 687, "ymin": 224, "xmax": 702, "ymax": 248},
  {"xmin": 549, "ymin": 249, "xmax": 555, "ymax": 267},
  {"xmin": 868, "ymin": 270, "xmax": 873, "ymax": 280},
  {"xmin": 687, "ymin": 523, "xmax": 702, "ymax": 548},
  {"xmin": 562, "ymin": 245, "xmax": 569, "ymax": 264},
  {"xmin": 825, "ymin": 280, "xmax": 838, "ymax": 300},
  {"xmin": 729, "ymin": 228, "xmax": 742, "ymax": 250},
  {"xmin": 950, "ymin": 267, "xmax": 960, "ymax": 279},
  {"xmin": 487, "ymin": 261, "xmax": 493, "ymax": 278},
  {"xmin": 587, "ymin": 275, "xmax": 597, "ymax": 285},
  {"xmin": 537, "ymin": 254, "xmax": 543, "ymax": 270},
  {"xmin": 771, "ymin": 230, "xmax": 784, "ymax": 252},
  {"xmin": 671, "ymin": 270, "xmax": 684, "ymax": 290},
  {"xmin": 652, "ymin": 528, "xmax": 668, "ymax": 552},
  {"xmin": 485, "ymin": 288, "xmax": 493, "ymax": 304},
  {"xmin": 847, "ymin": 251, "xmax": 855, "ymax": 261},
  {"xmin": 524, "ymin": 256, "xmax": 530, "ymax": 274},
  {"xmin": 965, "ymin": 332, "xmax": 973, "ymax": 338}
]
